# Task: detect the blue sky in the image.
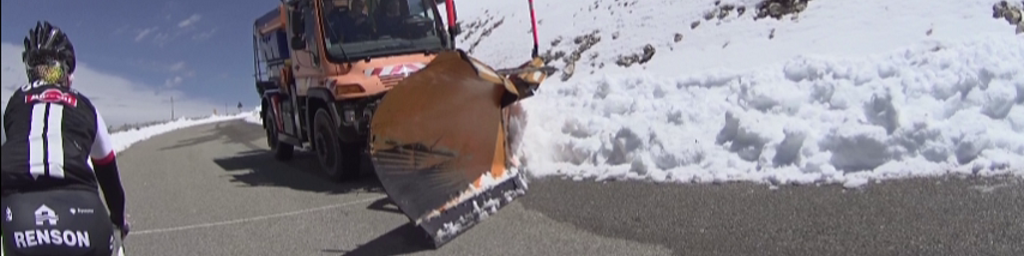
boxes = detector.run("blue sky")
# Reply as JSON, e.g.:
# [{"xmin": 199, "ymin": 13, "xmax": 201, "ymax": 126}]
[{"xmin": 2, "ymin": 0, "xmax": 282, "ymax": 125}]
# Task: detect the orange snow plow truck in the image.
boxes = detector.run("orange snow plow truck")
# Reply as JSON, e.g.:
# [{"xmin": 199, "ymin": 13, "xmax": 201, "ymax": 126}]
[{"xmin": 252, "ymin": 0, "xmax": 555, "ymax": 248}]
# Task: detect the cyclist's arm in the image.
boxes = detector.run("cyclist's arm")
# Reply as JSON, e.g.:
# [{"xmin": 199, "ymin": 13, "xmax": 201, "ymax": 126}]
[
  {"xmin": 90, "ymin": 108, "xmax": 126, "ymax": 227},
  {"xmin": 2, "ymin": 94, "xmax": 12, "ymax": 145},
  {"xmin": 2, "ymin": 102, "xmax": 7, "ymax": 145}
]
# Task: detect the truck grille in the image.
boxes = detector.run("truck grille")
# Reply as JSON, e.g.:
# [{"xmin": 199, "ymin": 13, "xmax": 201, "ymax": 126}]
[{"xmin": 380, "ymin": 74, "xmax": 407, "ymax": 88}]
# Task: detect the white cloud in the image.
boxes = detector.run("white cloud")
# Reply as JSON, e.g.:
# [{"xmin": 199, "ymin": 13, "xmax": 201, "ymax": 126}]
[
  {"xmin": 177, "ymin": 14, "xmax": 201, "ymax": 28},
  {"xmin": 124, "ymin": 59, "xmax": 192, "ymax": 87},
  {"xmin": 168, "ymin": 61, "xmax": 186, "ymax": 72},
  {"xmin": 134, "ymin": 27, "xmax": 158, "ymax": 42},
  {"xmin": 192, "ymin": 28, "xmax": 218, "ymax": 41},
  {"xmin": 164, "ymin": 76, "xmax": 184, "ymax": 88},
  {"xmin": 1, "ymin": 42, "xmax": 224, "ymax": 127},
  {"xmin": 152, "ymin": 32, "xmax": 173, "ymax": 47},
  {"xmin": 113, "ymin": 25, "xmax": 130, "ymax": 36},
  {"xmin": 129, "ymin": 14, "xmax": 208, "ymax": 46}
]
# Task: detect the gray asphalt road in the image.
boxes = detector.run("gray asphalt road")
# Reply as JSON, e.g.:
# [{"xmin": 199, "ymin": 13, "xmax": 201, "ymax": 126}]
[
  {"xmin": 523, "ymin": 176, "xmax": 1023, "ymax": 256},
  {"xmin": 117, "ymin": 119, "xmax": 1023, "ymax": 256},
  {"xmin": 116, "ymin": 120, "xmax": 671, "ymax": 256}
]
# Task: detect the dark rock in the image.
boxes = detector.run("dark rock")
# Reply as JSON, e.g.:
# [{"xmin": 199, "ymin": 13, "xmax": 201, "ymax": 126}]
[
  {"xmin": 561, "ymin": 30, "xmax": 602, "ymax": 81},
  {"xmin": 614, "ymin": 44, "xmax": 656, "ymax": 68},
  {"xmin": 755, "ymin": 0, "xmax": 812, "ymax": 20},
  {"xmin": 991, "ymin": 1, "xmax": 1024, "ymax": 34}
]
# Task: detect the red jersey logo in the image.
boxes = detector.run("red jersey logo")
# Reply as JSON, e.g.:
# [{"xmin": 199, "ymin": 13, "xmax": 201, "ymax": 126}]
[{"xmin": 25, "ymin": 89, "xmax": 78, "ymax": 107}]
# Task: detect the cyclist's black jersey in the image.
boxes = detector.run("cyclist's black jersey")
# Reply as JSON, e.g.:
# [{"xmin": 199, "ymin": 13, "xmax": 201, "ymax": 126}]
[{"xmin": 2, "ymin": 81, "xmax": 116, "ymax": 194}]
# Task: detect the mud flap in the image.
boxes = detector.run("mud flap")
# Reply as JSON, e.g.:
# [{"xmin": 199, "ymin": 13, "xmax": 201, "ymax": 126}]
[{"xmin": 368, "ymin": 50, "xmax": 531, "ymax": 248}]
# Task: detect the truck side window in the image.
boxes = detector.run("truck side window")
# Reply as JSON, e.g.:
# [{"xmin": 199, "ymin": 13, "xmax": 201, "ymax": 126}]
[{"xmin": 303, "ymin": 5, "xmax": 321, "ymax": 67}]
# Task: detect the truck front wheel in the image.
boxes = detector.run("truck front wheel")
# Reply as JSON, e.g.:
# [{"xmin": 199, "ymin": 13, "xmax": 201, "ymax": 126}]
[
  {"xmin": 265, "ymin": 110, "xmax": 294, "ymax": 160},
  {"xmin": 313, "ymin": 109, "xmax": 360, "ymax": 182}
]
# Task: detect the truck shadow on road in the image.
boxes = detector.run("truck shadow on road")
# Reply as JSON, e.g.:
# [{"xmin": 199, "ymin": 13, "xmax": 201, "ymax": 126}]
[
  {"xmin": 216, "ymin": 150, "xmax": 438, "ymax": 255},
  {"xmin": 212, "ymin": 149, "xmax": 384, "ymax": 195},
  {"xmin": 160, "ymin": 120, "xmax": 266, "ymax": 152},
  {"xmin": 195, "ymin": 121, "xmax": 437, "ymax": 254}
]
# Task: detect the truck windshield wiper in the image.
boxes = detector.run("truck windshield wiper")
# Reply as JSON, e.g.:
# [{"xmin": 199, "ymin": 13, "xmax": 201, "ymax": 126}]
[{"xmin": 363, "ymin": 42, "xmax": 414, "ymax": 53}]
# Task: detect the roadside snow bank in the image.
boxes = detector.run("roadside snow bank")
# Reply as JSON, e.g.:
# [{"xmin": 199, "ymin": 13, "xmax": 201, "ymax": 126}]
[
  {"xmin": 520, "ymin": 35, "xmax": 1024, "ymax": 188},
  {"xmin": 243, "ymin": 105, "xmax": 263, "ymax": 125},
  {"xmin": 111, "ymin": 112, "xmax": 252, "ymax": 154}
]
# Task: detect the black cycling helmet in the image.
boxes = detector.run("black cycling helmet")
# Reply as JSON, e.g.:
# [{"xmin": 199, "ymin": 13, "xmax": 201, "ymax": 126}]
[{"xmin": 23, "ymin": 21, "xmax": 76, "ymax": 84}]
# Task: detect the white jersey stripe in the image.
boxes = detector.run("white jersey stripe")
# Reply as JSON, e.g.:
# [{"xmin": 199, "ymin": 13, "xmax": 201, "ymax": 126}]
[
  {"xmin": 47, "ymin": 104, "xmax": 65, "ymax": 179},
  {"xmin": 28, "ymin": 103, "xmax": 48, "ymax": 179},
  {"xmin": 27, "ymin": 102, "xmax": 67, "ymax": 180}
]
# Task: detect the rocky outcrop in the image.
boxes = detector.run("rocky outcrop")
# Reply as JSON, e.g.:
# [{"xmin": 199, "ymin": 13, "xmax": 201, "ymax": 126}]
[
  {"xmin": 559, "ymin": 30, "xmax": 603, "ymax": 81},
  {"xmin": 993, "ymin": 1, "xmax": 1024, "ymax": 34}
]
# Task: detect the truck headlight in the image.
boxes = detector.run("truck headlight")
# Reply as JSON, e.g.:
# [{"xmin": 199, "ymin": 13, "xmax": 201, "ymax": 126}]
[{"xmin": 334, "ymin": 83, "xmax": 366, "ymax": 96}]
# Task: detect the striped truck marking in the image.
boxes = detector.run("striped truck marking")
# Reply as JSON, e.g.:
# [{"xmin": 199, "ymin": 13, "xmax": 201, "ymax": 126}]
[{"xmin": 364, "ymin": 63, "xmax": 428, "ymax": 77}]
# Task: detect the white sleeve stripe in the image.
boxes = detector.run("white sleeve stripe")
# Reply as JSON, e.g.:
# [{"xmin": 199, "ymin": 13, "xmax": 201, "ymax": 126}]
[{"xmin": 90, "ymin": 106, "xmax": 115, "ymax": 162}]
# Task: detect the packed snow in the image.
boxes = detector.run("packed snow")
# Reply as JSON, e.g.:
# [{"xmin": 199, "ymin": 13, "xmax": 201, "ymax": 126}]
[
  {"xmin": 108, "ymin": 112, "xmax": 254, "ymax": 154},
  {"xmin": 243, "ymin": 105, "xmax": 264, "ymax": 126},
  {"xmin": 446, "ymin": 0, "xmax": 1024, "ymax": 187},
  {"xmin": 434, "ymin": 172, "xmax": 527, "ymax": 242},
  {"xmin": 520, "ymin": 36, "xmax": 1024, "ymax": 188}
]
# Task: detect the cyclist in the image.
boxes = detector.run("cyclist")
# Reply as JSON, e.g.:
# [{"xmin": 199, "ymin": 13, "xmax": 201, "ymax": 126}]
[{"xmin": 1, "ymin": 21, "xmax": 129, "ymax": 256}]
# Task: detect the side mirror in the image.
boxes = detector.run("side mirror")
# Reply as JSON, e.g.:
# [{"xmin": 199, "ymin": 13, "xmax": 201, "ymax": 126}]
[
  {"xmin": 290, "ymin": 36, "xmax": 306, "ymax": 50},
  {"xmin": 288, "ymin": 6, "xmax": 306, "ymax": 50}
]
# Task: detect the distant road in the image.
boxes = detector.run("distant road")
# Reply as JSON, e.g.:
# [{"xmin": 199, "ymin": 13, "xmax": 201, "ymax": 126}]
[{"xmin": 116, "ymin": 120, "xmax": 1022, "ymax": 256}]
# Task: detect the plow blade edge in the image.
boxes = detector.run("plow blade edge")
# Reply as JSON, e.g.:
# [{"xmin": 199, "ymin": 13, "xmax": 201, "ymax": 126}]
[{"xmin": 368, "ymin": 50, "xmax": 530, "ymax": 248}]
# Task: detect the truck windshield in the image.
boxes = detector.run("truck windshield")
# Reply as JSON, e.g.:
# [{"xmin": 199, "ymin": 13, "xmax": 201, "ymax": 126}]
[{"xmin": 322, "ymin": 0, "xmax": 446, "ymax": 60}]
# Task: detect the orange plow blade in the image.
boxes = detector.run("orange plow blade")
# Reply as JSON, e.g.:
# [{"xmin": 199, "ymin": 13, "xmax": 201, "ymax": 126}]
[{"xmin": 368, "ymin": 49, "xmax": 550, "ymax": 248}]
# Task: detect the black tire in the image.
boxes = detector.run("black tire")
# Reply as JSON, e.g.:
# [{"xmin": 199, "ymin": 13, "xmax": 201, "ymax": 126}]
[
  {"xmin": 265, "ymin": 110, "xmax": 294, "ymax": 160},
  {"xmin": 313, "ymin": 109, "xmax": 360, "ymax": 182}
]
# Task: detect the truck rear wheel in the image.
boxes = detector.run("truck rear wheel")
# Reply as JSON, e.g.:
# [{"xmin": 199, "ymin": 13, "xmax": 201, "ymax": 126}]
[
  {"xmin": 265, "ymin": 110, "xmax": 294, "ymax": 160},
  {"xmin": 313, "ymin": 109, "xmax": 360, "ymax": 182}
]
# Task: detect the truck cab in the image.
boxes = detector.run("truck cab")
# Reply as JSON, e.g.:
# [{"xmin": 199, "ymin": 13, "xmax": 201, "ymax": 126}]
[{"xmin": 253, "ymin": 0, "xmax": 457, "ymax": 180}]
